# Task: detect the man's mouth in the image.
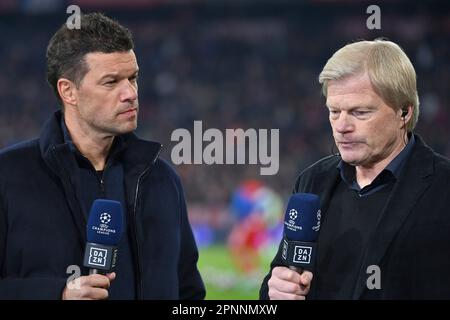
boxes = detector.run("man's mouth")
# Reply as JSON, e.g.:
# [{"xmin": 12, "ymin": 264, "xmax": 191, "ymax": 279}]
[
  {"xmin": 118, "ymin": 108, "xmax": 138, "ymax": 116},
  {"xmin": 338, "ymin": 141, "xmax": 361, "ymax": 147}
]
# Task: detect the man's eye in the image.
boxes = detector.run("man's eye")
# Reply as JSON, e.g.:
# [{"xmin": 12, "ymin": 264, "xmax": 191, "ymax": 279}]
[
  {"xmin": 353, "ymin": 111, "xmax": 369, "ymax": 117},
  {"xmin": 104, "ymin": 80, "xmax": 116, "ymax": 86}
]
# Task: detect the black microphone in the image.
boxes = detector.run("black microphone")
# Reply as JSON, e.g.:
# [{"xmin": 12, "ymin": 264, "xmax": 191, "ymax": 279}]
[
  {"xmin": 281, "ymin": 193, "xmax": 321, "ymax": 274},
  {"xmin": 83, "ymin": 199, "xmax": 124, "ymax": 275}
]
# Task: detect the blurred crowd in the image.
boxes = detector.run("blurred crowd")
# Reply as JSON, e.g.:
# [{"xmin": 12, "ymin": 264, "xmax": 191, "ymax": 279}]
[{"xmin": 1, "ymin": 3, "xmax": 449, "ymax": 209}]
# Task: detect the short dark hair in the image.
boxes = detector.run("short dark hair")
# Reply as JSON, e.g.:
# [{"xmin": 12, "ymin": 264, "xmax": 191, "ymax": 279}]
[{"xmin": 46, "ymin": 12, "xmax": 134, "ymax": 107}]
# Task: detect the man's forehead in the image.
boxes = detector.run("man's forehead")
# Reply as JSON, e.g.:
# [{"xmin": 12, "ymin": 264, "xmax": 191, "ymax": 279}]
[
  {"xmin": 84, "ymin": 50, "xmax": 138, "ymax": 72},
  {"xmin": 326, "ymin": 92, "xmax": 375, "ymax": 109},
  {"xmin": 326, "ymin": 73, "xmax": 378, "ymax": 108},
  {"xmin": 327, "ymin": 73, "xmax": 373, "ymax": 95}
]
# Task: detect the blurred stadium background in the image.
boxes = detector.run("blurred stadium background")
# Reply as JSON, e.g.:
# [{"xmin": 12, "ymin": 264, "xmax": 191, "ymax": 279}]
[{"xmin": 0, "ymin": 0, "xmax": 449, "ymax": 299}]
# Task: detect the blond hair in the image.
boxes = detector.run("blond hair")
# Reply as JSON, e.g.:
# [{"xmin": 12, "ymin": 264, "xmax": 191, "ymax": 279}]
[{"xmin": 319, "ymin": 39, "xmax": 419, "ymax": 131}]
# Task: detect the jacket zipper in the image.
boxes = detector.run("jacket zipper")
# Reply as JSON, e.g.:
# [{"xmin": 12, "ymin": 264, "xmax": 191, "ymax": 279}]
[
  {"xmin": 99, "ymin": 167, "xmax": 108, "ymax": 197},
  {"xmin": 98, "ymin": 158, "xmax": 111, "ymax": 198},
  {"xmin": 133, "ymin": 146, "xmax": 162, "ymax": 300},
  {"xmin": 100, "ymin": 178, "xmax": 105, "ymax": 197}
]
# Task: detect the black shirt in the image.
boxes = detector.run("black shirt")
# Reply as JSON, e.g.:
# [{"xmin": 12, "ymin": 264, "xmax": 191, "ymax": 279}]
[{"xmin": 314, "ymin": 180, "xmax": 394, "ymax": 298}]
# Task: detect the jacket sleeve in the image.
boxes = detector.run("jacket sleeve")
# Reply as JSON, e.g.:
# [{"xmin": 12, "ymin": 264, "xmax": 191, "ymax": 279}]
[
  {"xmin": 0, "ymin": 194, "xmax": 67, "ymax": 299},
  {"xmin": 175, "ymin": 176, "xmax": 206, "ymax": 300},
  {"xmin": 0, "ymin": 278, "xmax": 68, "ymax": 300}
]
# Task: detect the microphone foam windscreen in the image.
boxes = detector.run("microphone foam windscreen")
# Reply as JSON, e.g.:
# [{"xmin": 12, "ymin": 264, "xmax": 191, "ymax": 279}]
[
  {"xmin": 86, "ymin": 199, "xmax": 124, "ymax": 245},
  {"xmin": 284, "ymin": 193, "xmax": 321, "ymax": 242}
]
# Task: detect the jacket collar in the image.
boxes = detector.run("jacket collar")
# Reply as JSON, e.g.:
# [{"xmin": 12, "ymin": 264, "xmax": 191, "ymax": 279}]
[{"xmin": 39, "ymin": 110, "xmax": 162, "ymax": 169}]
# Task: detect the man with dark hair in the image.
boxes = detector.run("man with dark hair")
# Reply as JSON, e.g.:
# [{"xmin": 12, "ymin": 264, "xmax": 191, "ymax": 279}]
[
  {"xmin": 46, "ymin": 12, "xmax": 135, "ymax": 108},
  {"xmin": 0, "ymin": 12, "xmax": 205, "ymax": 300}
]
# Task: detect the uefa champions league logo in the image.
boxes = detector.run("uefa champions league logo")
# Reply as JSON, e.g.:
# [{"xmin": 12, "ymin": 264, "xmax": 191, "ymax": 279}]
[
  {"xmin": 288, "ymin": 209, "xmax": 298, "ymax": 221},
  {"xmin": 92, "ymin": 212, "xmax": 116, "ymax": 236},
  {"xmin": 100, "ymin": 212, "xmax": 111, "ymax": 225},
  {"xmin": 285, "ymin": 208, "xmax": 302, "ymax": 232}
]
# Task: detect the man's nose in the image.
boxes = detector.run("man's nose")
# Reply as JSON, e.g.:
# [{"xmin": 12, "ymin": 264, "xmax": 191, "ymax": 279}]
[
  {"xmin": 334, "ymin": 113, "xmax": 354, "ymax": 134},
  {"xmin": 120, "ymin": 80, "xmax": 138, "ymax": 102}
]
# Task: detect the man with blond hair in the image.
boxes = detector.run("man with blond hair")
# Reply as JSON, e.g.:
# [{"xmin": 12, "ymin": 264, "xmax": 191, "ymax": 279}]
[{"xmin": 260, "ymin": 39, "xmax": 450, "ymax": 299}]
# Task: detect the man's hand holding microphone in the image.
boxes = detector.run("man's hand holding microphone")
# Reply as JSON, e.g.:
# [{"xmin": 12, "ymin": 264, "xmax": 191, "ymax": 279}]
[
  {"xmin": 62, "ymin": 199, "xmax": 123, "ymax": 300},
  {"xmin": 267, "ymin": 193, "xmax": 320, "ymax": 300}
]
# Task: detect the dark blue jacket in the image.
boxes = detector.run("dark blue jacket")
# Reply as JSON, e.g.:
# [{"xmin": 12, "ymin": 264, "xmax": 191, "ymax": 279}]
[
  {"xmin": 0, "ymin": 111, "xmax": 205, "ymax": 300},
  {"xmin": 260, "ymin": 134, "xmax": 450, "ymax": 299}
]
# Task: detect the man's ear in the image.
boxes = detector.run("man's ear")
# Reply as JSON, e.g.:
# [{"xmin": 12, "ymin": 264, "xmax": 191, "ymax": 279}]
[
  {"xmin": 57, "ymin": 78, "xmax": 78, "ymax": 107},
  {"xmin": 404, "ymin": 105, "xmax": 413, "ymax": 122},
  {"xmin": 399, "ymin": 105, "xmax": 413, "ymax": 127}
]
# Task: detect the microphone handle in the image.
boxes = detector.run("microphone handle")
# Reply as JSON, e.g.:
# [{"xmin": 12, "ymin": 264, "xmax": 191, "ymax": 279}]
[
  {"xmin": 289, "ymin": 265, "xmax": 304, "ymax": 274},
  {"xmin": 89, "ymin": 269, "xmax": 99, "ymax": 275},
  {"xmin": 289, "ymin": 265, "xmax": 311, "ymax": 299}
]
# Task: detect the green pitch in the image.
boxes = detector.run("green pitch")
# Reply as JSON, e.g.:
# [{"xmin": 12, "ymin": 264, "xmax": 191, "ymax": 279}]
[{"xmin": 197, "ymin": 244, "xmax": 276, "ymax": 300}]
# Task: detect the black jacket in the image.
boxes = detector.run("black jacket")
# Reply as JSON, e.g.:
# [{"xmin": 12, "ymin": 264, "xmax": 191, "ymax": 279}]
[
  {"xmin": 0, "ymin": 111, "xmax": 205, "ymax": 300},
  {"xmin": 260, "ymin": 134, "xmax": 450, "ymax": 299}
]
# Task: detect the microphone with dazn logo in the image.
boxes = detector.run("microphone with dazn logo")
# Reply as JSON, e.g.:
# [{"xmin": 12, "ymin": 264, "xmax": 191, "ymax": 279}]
[
  {"xmin": 83, "ymin": 199, "xmax": 124, "ymax": 275},
  {"xmin": 281, "ymin": 193, "xmax": 321, "ymax": 274}
]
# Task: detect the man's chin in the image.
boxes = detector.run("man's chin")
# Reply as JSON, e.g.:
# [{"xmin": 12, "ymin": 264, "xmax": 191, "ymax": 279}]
[
  {"xmin": 339, "ymin": 152, "xmax": 363, "ymax": 166},
  {"xmin": 111, "ymin": 124, "xmax": 137, "ymax": 136},
  {"xmin": 121, "ymin": 127, "xmax": 137, "ymax": 135}
]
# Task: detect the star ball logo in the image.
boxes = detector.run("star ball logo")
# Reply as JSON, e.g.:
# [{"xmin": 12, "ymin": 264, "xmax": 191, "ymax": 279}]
[
  {"xmin": 289, "ymin": 209, "xmax": 298, "ymax": 221},
  {"xmin": 100, "ymin": 212, "xmax": 111, "ymax": 225}
]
